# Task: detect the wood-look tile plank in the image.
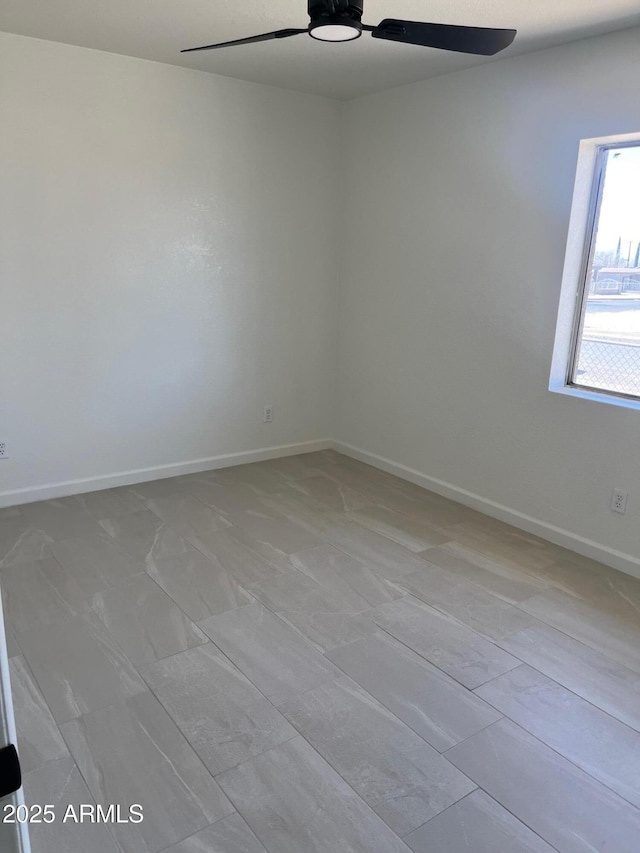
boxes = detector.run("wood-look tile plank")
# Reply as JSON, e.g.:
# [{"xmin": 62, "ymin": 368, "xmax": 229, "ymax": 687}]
[
  {"xmin": 446, "ymin": 719, "xmax": 640, "ymax": 853},
  {"xmin": 405, "ymin": 790, "xmax": 556, "ymax": 853},
  {"xmin": 476, "ymin": 664, "xmax": 640, "ymax": 808},
  {"xmin": 140, "ymin": 644, "xmax": 295, "ymax": 776},
  {"xmin": 61, "ymin": 691, "xmax": 233, "ymax": 853},
  {"xmin": 327, "ymin": 632, "xmax": 501, "ymax": 751},
  {"xmin": 372, "ymin": 596, "xmax": 520, "ymax": 688},
  {"xmin": 216, "ymin": 737, "xmax": 412, "ymax": 853},
  {"xmin": 280, "ymin": 676, "xmax": 475, "ymax": 835},
  {"xmin": 498, "ymin": 622, "xmax": 640, "ymax": 732},
  {"xmin": 198, "ymin": 603, "xmax": 340, "ymax": 706}
]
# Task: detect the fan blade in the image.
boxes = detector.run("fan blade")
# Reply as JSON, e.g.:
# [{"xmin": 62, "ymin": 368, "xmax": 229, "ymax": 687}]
[
  {"xmin": 369, "ymin": 20, "xmax": 516, "ymax": 56},
  {"xmin": 181, "ymin": 28, "xmax": 307, "ymax": 53}
]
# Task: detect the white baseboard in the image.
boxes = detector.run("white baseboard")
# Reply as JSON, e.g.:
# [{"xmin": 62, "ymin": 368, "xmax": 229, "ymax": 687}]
[
  {"xmin": 0, "ymin": 439, "xmax": 332, "ymax": 509},
  {"xmin": 332, "ymin": 440, "xmax": 640, "ymax": 581}
]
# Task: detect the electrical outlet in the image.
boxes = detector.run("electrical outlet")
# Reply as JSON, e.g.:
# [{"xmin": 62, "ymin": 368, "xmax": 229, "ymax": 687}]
[
  {"xmin": 0, "ymin": 441, "xmax": 8, "ymax": 460},
  {"xmin": 263, "ymin": 405, "xmax": 274, "ymax": 424},
  {"xmin": 610, "ymin": 488, "xmax": 628, "ymax": 515}
]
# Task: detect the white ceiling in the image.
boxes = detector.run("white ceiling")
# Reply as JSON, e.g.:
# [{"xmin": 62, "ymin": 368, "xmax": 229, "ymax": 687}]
[{"xmin": 2, "ymin": 0, "xmax": 640, "ymax": 99}]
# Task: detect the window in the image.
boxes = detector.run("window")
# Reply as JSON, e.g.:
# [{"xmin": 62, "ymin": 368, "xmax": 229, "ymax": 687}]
[{"xmin": 551, "ymin": 134, "xmax": 640, "ymax": 408}]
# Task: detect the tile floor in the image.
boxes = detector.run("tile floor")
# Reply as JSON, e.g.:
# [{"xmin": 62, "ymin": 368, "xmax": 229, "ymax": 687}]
[{"xmin": 2, "ymin": 450, "xmax": 640, "ymax": 852}]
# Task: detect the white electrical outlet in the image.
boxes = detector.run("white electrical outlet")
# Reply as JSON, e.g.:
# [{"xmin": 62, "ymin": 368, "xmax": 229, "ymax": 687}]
[
  {"xmin": 610, "ymin": 488, "xmax": 628, "ymax": 515},
  {"xmin": 0, "ymin": 441, "xmax": 8, "ymax": 460},
  {"xmin": 263, "ymin": 405, "xmax": 274, "ymax": 424}
]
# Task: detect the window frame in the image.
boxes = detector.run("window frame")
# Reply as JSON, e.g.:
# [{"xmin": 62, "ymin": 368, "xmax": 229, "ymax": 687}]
[{"xmin": 550, "ymin": 133, "xmax": 640, "ymax": 411}]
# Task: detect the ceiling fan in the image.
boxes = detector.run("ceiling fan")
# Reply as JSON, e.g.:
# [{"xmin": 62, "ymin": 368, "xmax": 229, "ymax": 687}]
[{"xmin": 182, "ymin": 0, "xmax": 516, "ymax": 56}]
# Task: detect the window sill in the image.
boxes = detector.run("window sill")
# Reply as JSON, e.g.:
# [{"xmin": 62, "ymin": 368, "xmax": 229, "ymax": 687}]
[{"xmin": 549, "ymin": 381, "xmax": 640, "ymax": 411}]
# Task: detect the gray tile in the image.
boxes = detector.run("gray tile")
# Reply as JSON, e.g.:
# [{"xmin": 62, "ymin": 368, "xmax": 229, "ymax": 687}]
[
  {"xmin": 519, "ymin": 587, "xmax": 640, "ymax": 673},
  {"xmin": 420, "ymin": 542, "xmax": 547, "ymax": 603},
  {"xmin": 405, "ymin": 790, "xmax": 555, "ymax": 853},
  {"xmin": 144, "ymin": 492, "xmax": 232, "ymax": 541},
  {"xmin": 295, "ymin": 449, "xmax": 343, "ymax": 468},
  {"xmin": 227, "ymin": 509, "xmax": 321, "ymax": 560},
  {"xmin": 280, "ymin": 677, "xmax": 475, "ymax": 835},
  {"xmin": 23, "ymin": 757, "xmax": 120, "ymax": 853},
  {"xmin": 289, "ymin": 543, "xmax": 403, "ymax": 607},
  {"xmin": 498, "ymin": 622, "xmax": 640, "ymax": 732},
  {"xmin": 440, "ymin": 518, "xmax": 560, "ymax": 573},
  {"xmin": 0, "ymin": 517, "xmax": 52, "ymax": 568},
  {"xmin": 61, "ymin": 691, "xmax": 233, "ymax": 853},
  {"xmin": 198, "ymin": 604, "xmax": 340, "ymax": 705},
  {"xmin": 193, "ymin": 529, "xmax": 287, "ymax": 588},
  {"xmin": 254, "ymin": 489, "xmax": 344, "ymax": 536},
  {"xmin": 356, "ymin": 481, "xmax": 475, "ymax": 529},
  {"xmin": 21, "ymin": 498, "xmax": 104, "ymax": 540},
  {"xmin": 213, "ymin": 463, "xmax": 290, "ymax": 494},
  {"xmin": 476, "ymin": 664, "xmax": 640, "ymax": 808},
  {"xmin": 4, "ymin": 622, "xmax": 20, "ymax": 658},
  {"xmin": 125, "ymin": 476, "xmax": 190, "ymax": 501},
  {"xmin": 258, "ymin": 455, "xmax": 328, "ymax": 481},
  {"xmin": 1, "ymin": 557, "xmax": 89, "ymax": 633},
  {"xmin": 162, "ymin": 814, "xmax": 267, "ymax": 853},
  {"xmin": 185, "ymin": 479, "xmax": 265, "ymax": 516},
  {"xmin": 446, "ymin": 719, "xmax": 640, "ymax": 853},
  {"xmin": 10, "ymin": 656, "xmax": 68, "ymax": 773},
  {"xmin": 146, "ymin": 544, "xmax": 252, "ymax": 621},
  {"xmin": 99, "ymin": 509, "xmax": 193, "ymax": 565},
  {"xmin": 348, "ymin": 505, "xmax": 448, "ymax": 552},
  {"xmin": 286, "ymin": 475, "xmax": 373, "ymax": 512},
  {"xmin": 398, "ymin": 563, "xmax": 536, "ymax": 640},
  {"xmin": 0, "ymin": 506, "xmax": 25, "ymax": 521},
  {"xmin": 51, "ymin": 533, "xmax": 143, "ymax": 596},
  {"xmin": 16, "ymin": 611, "xmax": 146, "ymax": 723},
  {"xmin": 216, "ymin": 737, "xmax": 412, "ymax": 853},
  {"xmin": 69, "ymin": 486, "xmax": 147, "ymax": 518},
  {"xmin": 141, "ymin": 644, "xmax": 295, "ymax": 775},
  {"xmin": 91, "ymin": 573, "xmax": 206, "ymax": 666},
  {"xmin": 323, "ymin": 523, "xmax": 431, "ymax": 580},
  {"xmin": 328, "ymin": 632, "xmax": 501, "ymax": 751},
  {"xmin": 251, "ymin": 571, "xmax": 375, "ymax": 652},
  {"xmin": 372, "ymin": 596, "xmax": 520, "ymax": 688}
]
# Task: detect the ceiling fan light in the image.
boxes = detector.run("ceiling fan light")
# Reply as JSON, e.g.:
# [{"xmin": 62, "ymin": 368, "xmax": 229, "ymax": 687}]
[{"xmin": 309, "ymin": 22, "xmax": 362, "ymax": 42}]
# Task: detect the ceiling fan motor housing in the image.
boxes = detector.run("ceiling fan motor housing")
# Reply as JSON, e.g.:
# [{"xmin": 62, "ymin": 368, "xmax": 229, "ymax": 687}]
[{"xmin": 308, "ymin": 1, "xmax": 364, "ymax": 40}]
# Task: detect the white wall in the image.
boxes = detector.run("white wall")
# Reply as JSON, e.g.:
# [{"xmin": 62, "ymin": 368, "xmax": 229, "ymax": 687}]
[
  {"xmin": 0, "ymin": 32, "xmax": 340, "ymax": 499},
  {"xmin": 336, "ymin": 27, "xmax": 640, "ymax": 567}
]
